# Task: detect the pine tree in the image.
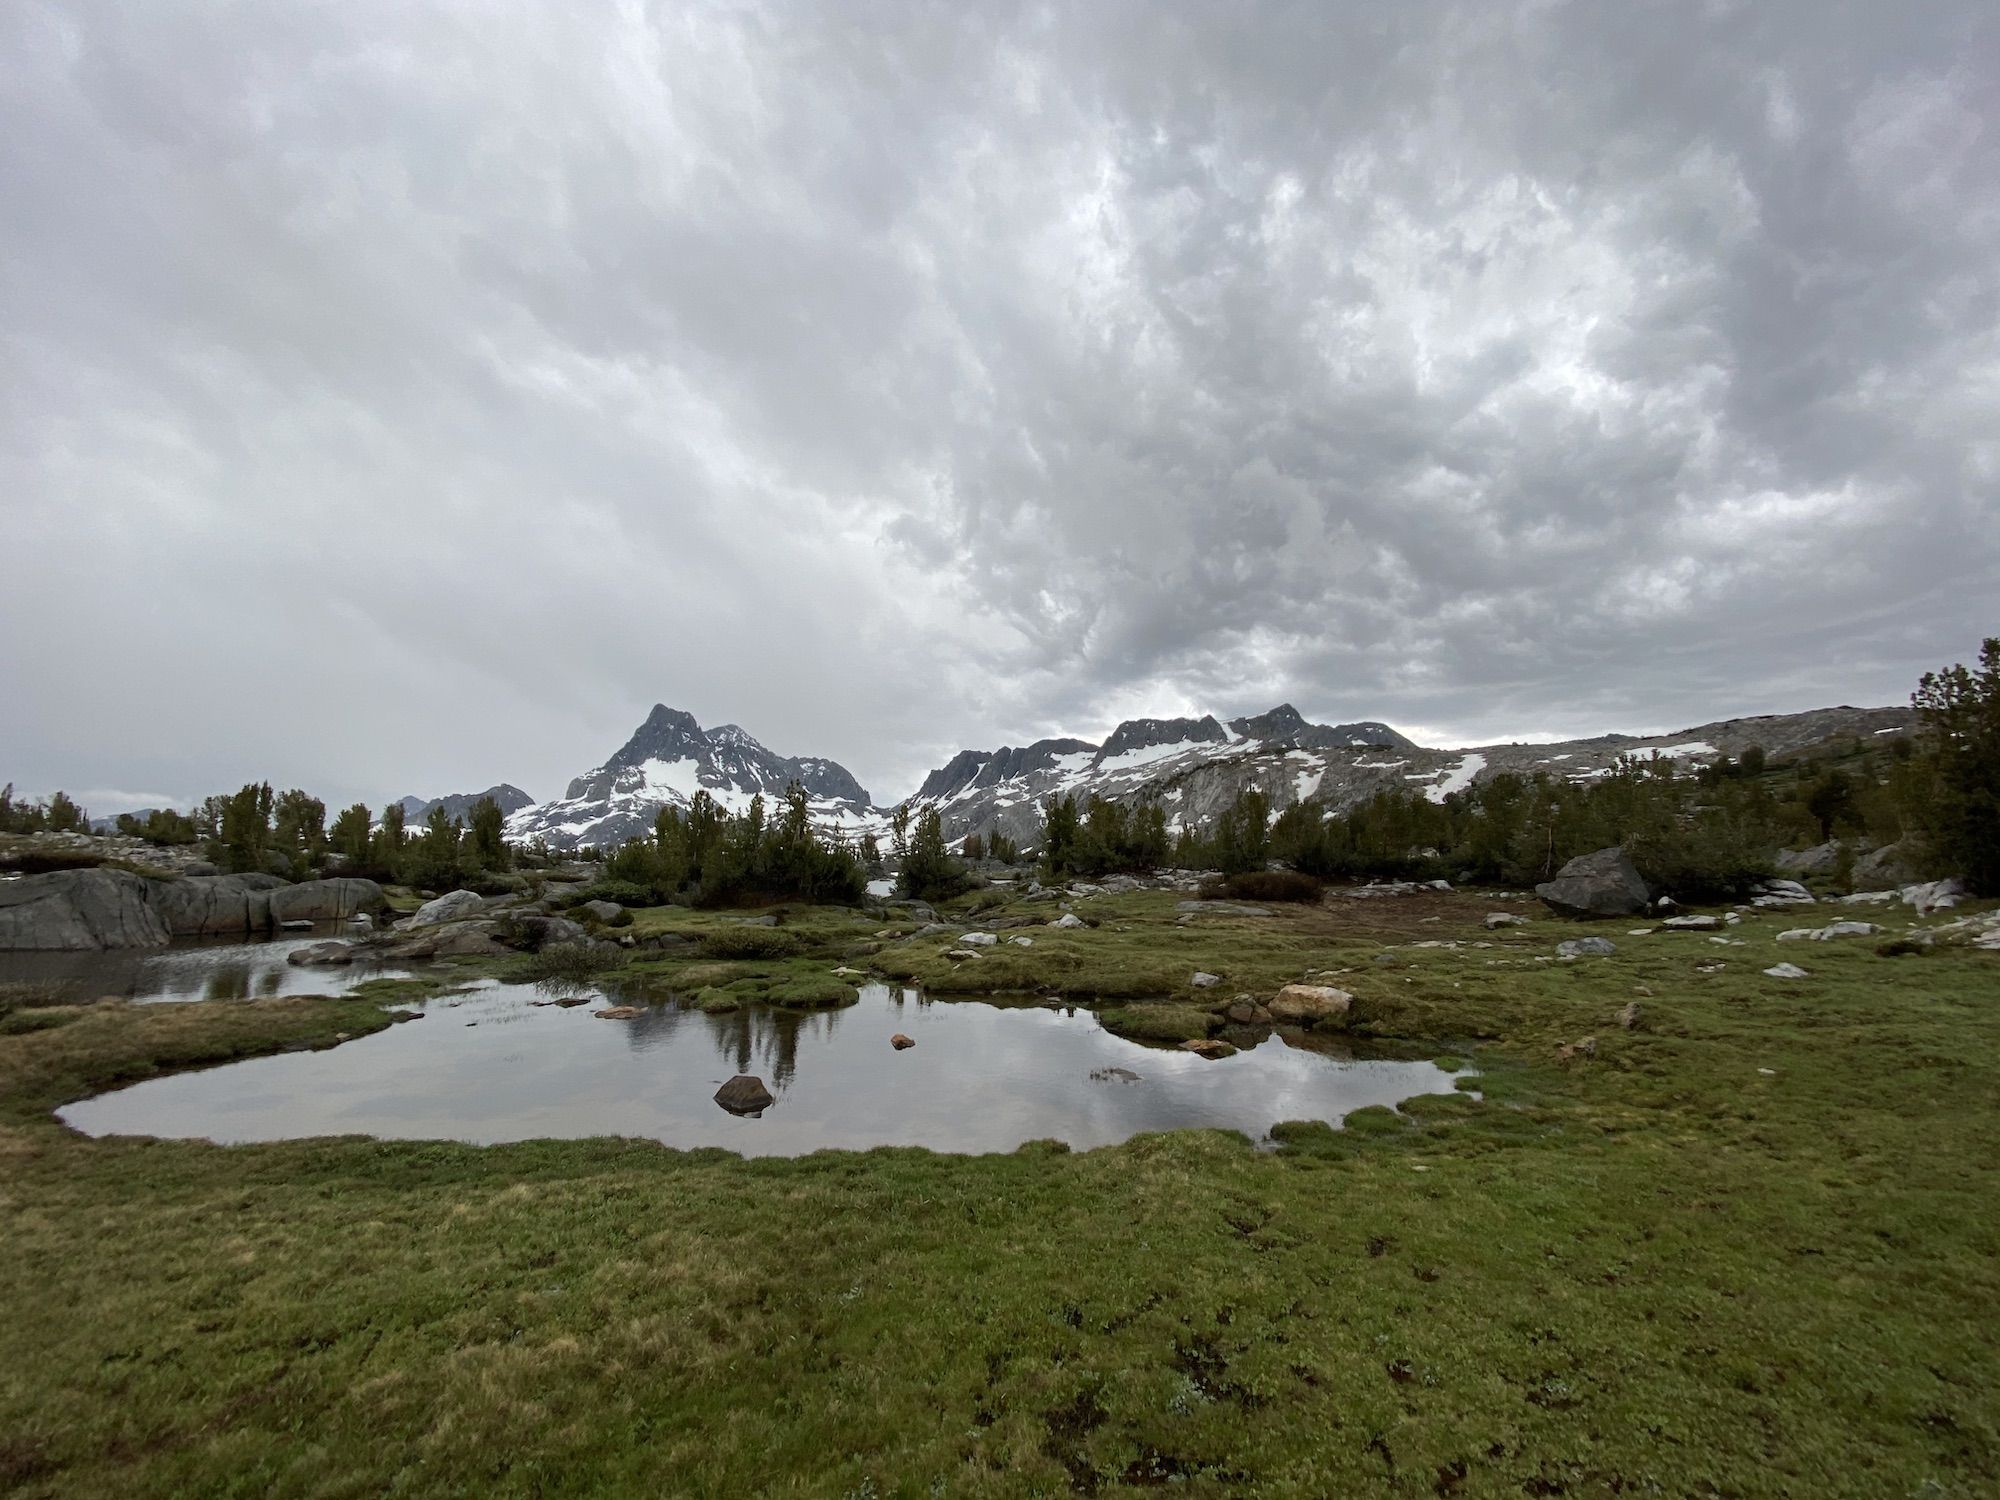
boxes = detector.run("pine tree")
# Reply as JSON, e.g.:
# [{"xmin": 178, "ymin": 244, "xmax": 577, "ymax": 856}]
[
  {"xmin": 1908, "ymin": 637, "xmax": 2000, "ymax": 894},
  {"xmin": 468, "ymin": 796, "xmax": 512, "ymax": 872}
]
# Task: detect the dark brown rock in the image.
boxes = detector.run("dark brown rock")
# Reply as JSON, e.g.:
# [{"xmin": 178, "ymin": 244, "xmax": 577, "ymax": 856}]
[{"xmin": 714, "ymin": 1075, "xmax": 775, "ymax": 1115}]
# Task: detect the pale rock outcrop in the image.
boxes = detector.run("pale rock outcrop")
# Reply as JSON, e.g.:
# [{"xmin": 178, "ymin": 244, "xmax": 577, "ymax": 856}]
[
  {"xmin": 0, "ymin": 868, "xmax": 170, "ymax": 950},
  {"xmin": 268, "ymin": 878, "xmax": 383, "ymax": 924}
]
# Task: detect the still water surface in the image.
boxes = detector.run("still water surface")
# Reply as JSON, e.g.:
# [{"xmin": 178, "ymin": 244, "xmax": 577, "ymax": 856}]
[
  {"xmin": 57, "ymin": 981, "xmax": 1470, "ymax": 1155},
  {"xmin": 0, "ymin": 932, "xmax": 412, "ymax": 1002}
]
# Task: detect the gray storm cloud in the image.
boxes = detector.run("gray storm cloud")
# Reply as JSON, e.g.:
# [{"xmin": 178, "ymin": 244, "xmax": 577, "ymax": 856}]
[{"xmin": 2, "ymin": 1, "xmax": 1994, "ymax": 812}]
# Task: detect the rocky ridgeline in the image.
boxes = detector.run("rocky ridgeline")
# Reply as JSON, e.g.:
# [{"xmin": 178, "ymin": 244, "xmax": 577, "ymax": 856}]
[
  {"xmin": 395, "ymin": 784, "xmax": 535, "ymax": 824},
  {"xmin": 491, "ymin": 699, "xmax": 1915, "ymax": 852},
  {"xmin": 908, "ymin": 702, "xmax": 1914, "ymax": 846}
]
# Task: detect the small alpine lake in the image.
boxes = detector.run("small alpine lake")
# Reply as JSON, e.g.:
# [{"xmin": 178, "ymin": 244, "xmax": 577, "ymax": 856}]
[{"xmin": 55, "ymin": 978, "xmax": 1474, "ymax": 1155}]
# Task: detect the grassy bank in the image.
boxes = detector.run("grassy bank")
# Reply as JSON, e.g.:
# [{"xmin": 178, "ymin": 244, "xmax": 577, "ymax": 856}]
[{"xmin": 0, "ymin": 888, "xmax": 1996, "ymax": 1496}]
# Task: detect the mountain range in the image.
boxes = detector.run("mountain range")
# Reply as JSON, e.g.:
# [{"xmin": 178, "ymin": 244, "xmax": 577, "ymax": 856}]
[
  {"xmin": 491, "ymin": 699, "xmax": 1915, "ymax": 852},
  {"xmin": 395, "ymin": 785, "xmax": 536, "ymax": 825}
]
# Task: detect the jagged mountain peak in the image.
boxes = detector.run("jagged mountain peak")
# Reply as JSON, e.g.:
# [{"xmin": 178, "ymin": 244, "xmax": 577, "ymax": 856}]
[
  {"xmin": 1227, "ymin": 703, "xmax": 1307, "ymax": 740},
  {"xmin": 1096, "ymin": 714, "xmax": 1228, "ymax": 764}
]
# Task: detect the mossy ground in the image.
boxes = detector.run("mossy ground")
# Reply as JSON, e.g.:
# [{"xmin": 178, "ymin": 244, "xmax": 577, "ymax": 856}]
[{"xmin": 0, "ymin": 885, "xmax": 1996, "ymax": 1496}]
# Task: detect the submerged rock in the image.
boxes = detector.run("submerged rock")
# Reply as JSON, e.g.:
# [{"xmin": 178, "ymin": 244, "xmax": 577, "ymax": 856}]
[
  {"xmin": 1535, "ymin": 848, "xmax": 1649, "ymax": 919},
  {"xmin": 1181, "ymin": 1038, "xmax": 1237, "ymax": 1059},
  {"xmin": 714, "ymin": 1075, "xmax": 775, "ymax": 1115},
  {"xmin": 890, "ymin": 1033, "xmax": 915, "ymax": 1050},
  {"xmin": 287, "ymin": 941, "xmax": 357, "ymax": 966},
  {"xmin": 593, "ymin": 1006, "xmax": 643, "ymax": 1020}
]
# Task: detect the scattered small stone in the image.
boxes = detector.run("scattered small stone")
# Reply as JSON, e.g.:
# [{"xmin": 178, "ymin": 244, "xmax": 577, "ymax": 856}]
[
  {"xmin": 1617, "ymin": 1001, "xmax": 1642, "ymax": 1030},
  {"xmin": 1757, "ymin": 1067, "xmax": 1776, "ymax": 1075},
  {"xmin": 1225, "ymin": 999, "xmax": 1273, "ymax": 1025},
  {"xmin": 1051, "ymin": 913, "xmax": 1086, "ymax": 930},
  {"xmin": 1484, "ymin": 913, "xmax": 1528, "ymax": 929},
  {"xmin": 944, "ymin": 948, "xmax": 981, "ymax": 961},
  {"xmin": 1763, "ymin": 962, "xmax": 1810, "ymax": 979},
  {"xmin": 957, "ymin": 932, "xmax": 998, "ymax": 947},
  {"xmin": 1191, "ymin": 971, "xmax": 1221, "ymax": 988},
  {"xmin": 1776, "ymin": 921, "xmax": 1881, "ymax": 942},
  {"xmin": 1661, "ymin": 915, "xmax": 1720, "ymax": 930},
  {"xmin": 1012, "ymin": 936, "xmax": 1034, "ymax": 946},
  {"xmin": 1556, "ymin": 1036, "xmax": 1598, "ymax": 1063},
  {"xmin": 1556, "ymin": 938, "xmax": 1617, "ymax": 959}
]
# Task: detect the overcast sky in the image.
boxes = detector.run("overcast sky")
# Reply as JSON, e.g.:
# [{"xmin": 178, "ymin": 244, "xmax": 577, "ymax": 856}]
[{"xmin": 3, "ymin": 2, "xmax": 1995, "ymax": 814}]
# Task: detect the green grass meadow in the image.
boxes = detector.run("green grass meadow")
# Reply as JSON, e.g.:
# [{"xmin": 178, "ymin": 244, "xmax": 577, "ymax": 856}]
[{"xmin": 1, "ymin": 887, "xmax": 1996, "ymax": 1496}]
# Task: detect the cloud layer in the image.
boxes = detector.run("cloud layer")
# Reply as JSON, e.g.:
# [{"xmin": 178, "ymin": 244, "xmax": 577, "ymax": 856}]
[{"xmin": 3, "ymin": 1, "xmax": 1994, "ymax": 811}]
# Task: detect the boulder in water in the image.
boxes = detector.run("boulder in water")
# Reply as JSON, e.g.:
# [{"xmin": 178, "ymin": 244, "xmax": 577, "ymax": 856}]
[
  {"xmin": 0, "ymin": 868, "xmax": 170, "ymax": 950},
  {"xmin": 268, "ymin": 878, "xmax": 383, "ymax": 924},
  {"xmin": 714, "ymin": 1075, "xmax": 774, "ymax": 1115}
]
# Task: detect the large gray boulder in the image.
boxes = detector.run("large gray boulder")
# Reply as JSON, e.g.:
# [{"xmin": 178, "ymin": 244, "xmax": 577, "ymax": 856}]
[
  {"xmin": 144, "ymin": 873, "xmax": 285, "ymax": 936},
  {"xmin": 1853, "ymin": 840, "xmax": 1926, "ymax": 891},
  {"xmin": 407, "ymin": 889, "xmax": 486, "ymax": 927},
  {"xmin": 1535, "ymin": 848, "xmax": 1650, "ymax": 919},
  {"xmin": 268, "ymin": 878, "xmax": 383, "ymax": 924},
  {"xmin": 497, "ymin": 912, "xmax": 589, "ymax": 951},
  {"xmin": 0, "ymin": 869, "xmax": 171, "ymax": 950},
  {"xmin": 1775, "ymin": 842, "xmax": 1842, "ymax": 877}
]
